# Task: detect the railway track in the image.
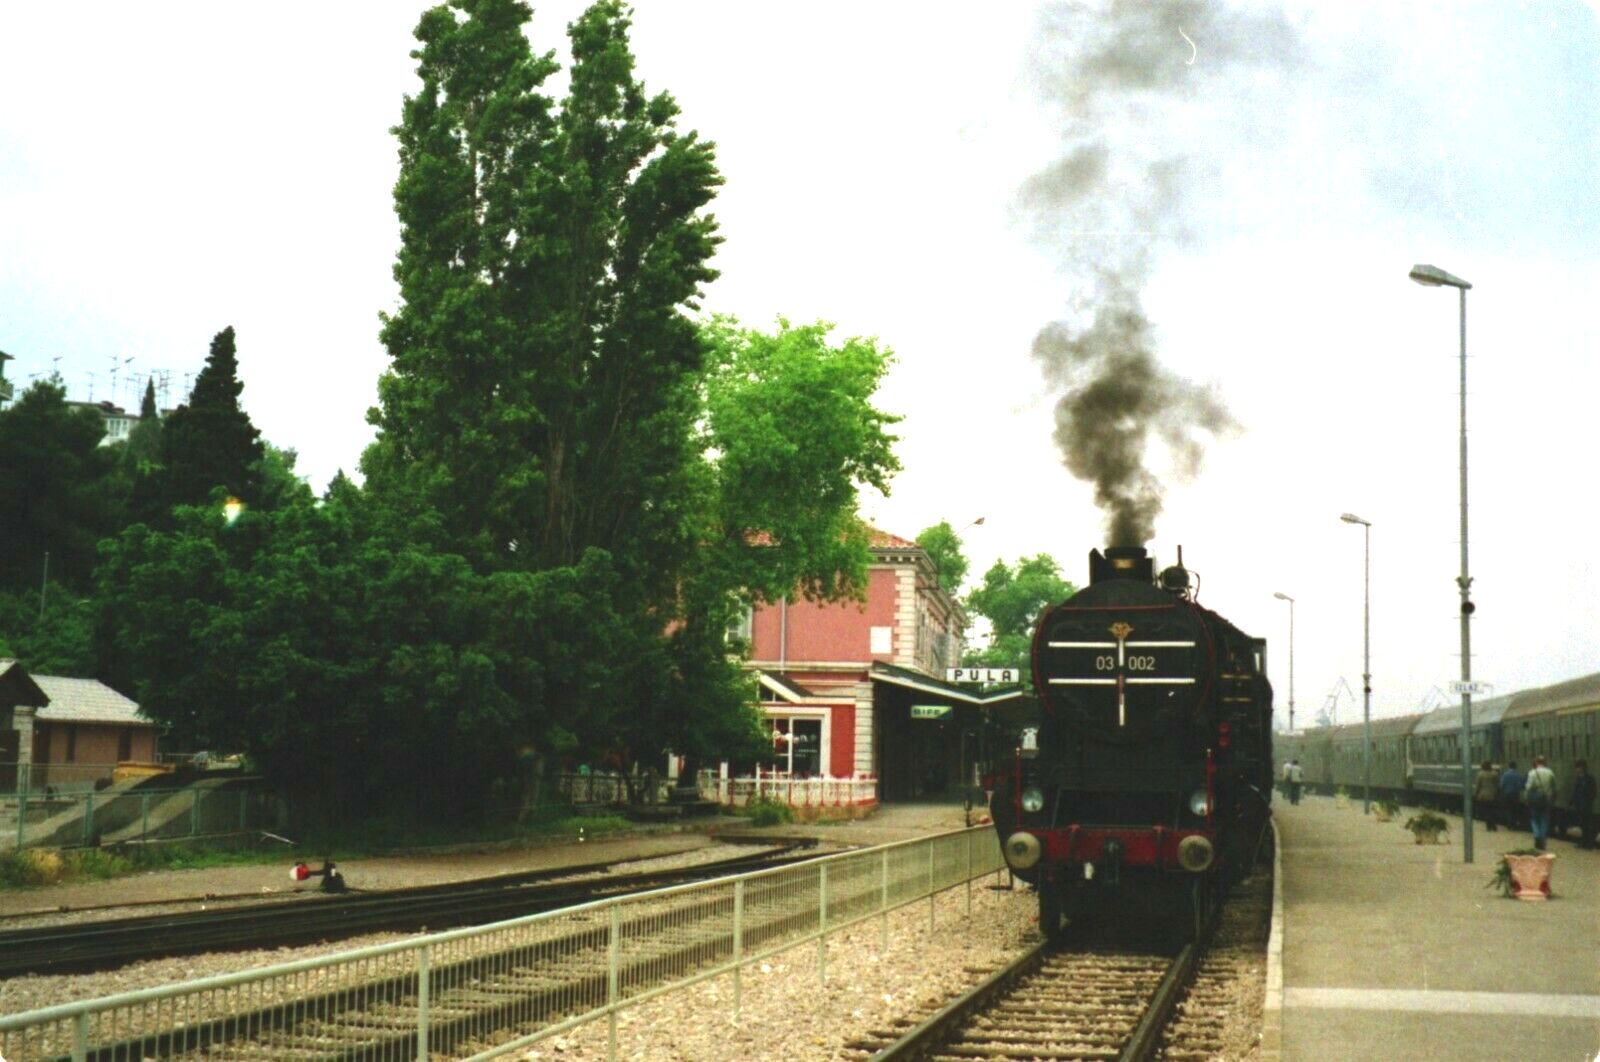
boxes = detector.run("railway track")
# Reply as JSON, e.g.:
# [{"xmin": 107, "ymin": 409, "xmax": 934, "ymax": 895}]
[
  {"xmin": 0, "ymin": 841, "xmax": 815, "ymax": 978},
  {"xmin": 861, "ymin": 865, "xmax": 1272, "ymax": 1061},
  {"xmin": 11, "ymin": 846, "xmax": 959, "ymax": 1061}
]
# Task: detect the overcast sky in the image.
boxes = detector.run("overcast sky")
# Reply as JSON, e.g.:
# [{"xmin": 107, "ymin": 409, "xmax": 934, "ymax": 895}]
[{"xmin": 3, "ymin": 1, "xmax": 1596, "ymax": 729}]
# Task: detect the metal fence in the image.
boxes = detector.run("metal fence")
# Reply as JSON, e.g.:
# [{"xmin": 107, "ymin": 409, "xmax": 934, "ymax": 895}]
[
  {"xmin": 0, "ymin": 824, "xmax": 1005, "ymax": 1061},
  {"xmin": 1, "ymin": 775, "xmax": 278, "ymax": 850}
]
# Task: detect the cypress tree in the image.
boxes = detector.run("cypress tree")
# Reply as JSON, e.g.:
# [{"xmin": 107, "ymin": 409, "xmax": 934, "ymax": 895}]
[{"xmin": 155, "ymin": 327, "xmax": 264, "ymax": 516}]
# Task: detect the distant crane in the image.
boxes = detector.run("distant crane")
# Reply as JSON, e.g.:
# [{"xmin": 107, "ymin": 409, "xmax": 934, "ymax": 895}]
[{"xmin": 1316, "ymin": 677, "xmax": 1357, "ymax": 728}]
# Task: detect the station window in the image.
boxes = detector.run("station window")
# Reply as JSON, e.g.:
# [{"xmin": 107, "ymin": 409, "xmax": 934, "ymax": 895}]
[{"xmin": 763, "ymin": 716, "xmax": 824, "ymax": 777}]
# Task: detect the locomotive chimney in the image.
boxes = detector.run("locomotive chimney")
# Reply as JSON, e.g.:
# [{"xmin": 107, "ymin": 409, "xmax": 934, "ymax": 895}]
[{"xmin": 1089, "ymin": 546, "xmax": 1154, "ymax": 585}]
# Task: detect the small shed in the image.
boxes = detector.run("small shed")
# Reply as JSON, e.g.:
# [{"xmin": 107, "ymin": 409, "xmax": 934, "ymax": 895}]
[{"xmin": 1, "ymin": 659, "xmax": 159, "ymax": 791}]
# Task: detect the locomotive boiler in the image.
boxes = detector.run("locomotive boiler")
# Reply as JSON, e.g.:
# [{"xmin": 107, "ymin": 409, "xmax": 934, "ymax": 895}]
[{"xmin": 992, "ymin": 546, "xmax": 1274, "ymax": 939}]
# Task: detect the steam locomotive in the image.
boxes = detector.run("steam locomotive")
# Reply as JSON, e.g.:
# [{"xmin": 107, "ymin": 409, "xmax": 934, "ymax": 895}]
[{"xmin": 992, "ymin": 546, "xmax": 1274, "ymax": 940}]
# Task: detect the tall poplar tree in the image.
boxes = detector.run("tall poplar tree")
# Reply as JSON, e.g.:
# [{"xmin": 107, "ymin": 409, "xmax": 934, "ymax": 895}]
[{"xmin": 365, "ymin": 0, "xmax": 722, "ymax": 597}]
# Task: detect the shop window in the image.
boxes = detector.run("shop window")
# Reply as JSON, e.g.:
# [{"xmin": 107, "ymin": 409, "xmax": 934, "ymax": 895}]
[{"xmin": 763, "ymin": 717, "xmax": 823, "ymax": 777}]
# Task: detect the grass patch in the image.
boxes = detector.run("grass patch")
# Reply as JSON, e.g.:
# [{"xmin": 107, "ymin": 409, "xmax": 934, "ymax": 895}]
[{"xmin": 0, "ymin": 842, "xmax": 295, "ymax": 891}]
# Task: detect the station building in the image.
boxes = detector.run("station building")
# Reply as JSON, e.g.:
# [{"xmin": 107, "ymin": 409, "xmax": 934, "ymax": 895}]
[{"xmin": 741, "ymin": 528, "xmax": 1029, "ymax": 802}]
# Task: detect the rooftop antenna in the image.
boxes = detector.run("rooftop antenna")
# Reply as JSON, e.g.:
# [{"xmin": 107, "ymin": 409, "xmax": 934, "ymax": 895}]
[
  {"xmin": 85, "ymin": 370, "xmax": 97, "ymax": 402},
  {"xmin": 51, "ymin": 355, "xmax": 63, "ymax": 382}
]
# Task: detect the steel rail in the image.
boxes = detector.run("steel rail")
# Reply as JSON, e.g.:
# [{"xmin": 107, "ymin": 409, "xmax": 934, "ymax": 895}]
[
  {"xmin": 870, "ymin": 939, "xmax": 1051, "ymax": 1060},
  {"xmin": 39, "ymin": 849, "xmax": 955, "ymax": 1061},
  {"xmin": 871, "ymin": 898, "xmax": 1224, "ymax": 1062},
  {"xmin": 0, "ymin": 844, "xmax": 812, "ymax": 977}
]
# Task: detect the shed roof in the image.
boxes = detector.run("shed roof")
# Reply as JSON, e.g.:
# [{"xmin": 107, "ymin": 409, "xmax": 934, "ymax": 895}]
[
  {"xmin": 1504, "ymin": 671, "xmax": 1600, "ymax": 722},
  {"xmin": 32, "ymin": 675, "xmax": 154, "ymax": 728},
  {"xmin": 1412, "ymin": 693, "xmax": 1515, "ymax": 736},
  {"xmin": 0, "ymin": 658, "xmax": 50, "ymax": 708}
]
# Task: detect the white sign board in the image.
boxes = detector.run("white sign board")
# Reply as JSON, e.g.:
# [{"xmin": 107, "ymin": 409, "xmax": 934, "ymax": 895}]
[
  {"xmin": 946, "ymin": 667, "xmax": 1022, "ymax": 685},
  {"xmin": 1449, "ymin": 680, "xmax": 1493, "ymax": 696}
]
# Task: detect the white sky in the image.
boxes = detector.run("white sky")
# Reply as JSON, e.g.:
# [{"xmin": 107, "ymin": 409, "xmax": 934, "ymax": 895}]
[{"xmin": 2, "ymin": 2, "xmax": 1596, "ymax": 728}]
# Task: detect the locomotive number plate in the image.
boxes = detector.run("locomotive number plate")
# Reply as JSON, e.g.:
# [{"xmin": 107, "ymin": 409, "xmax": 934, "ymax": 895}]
[{"xmin": 1041, "ymin": 620, "xmax": 1197, "ymax": 727}]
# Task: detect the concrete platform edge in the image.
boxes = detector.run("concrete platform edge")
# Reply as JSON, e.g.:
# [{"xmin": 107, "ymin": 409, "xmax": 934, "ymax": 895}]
[{"xmin": 1260, "ymin": 815, "xmax": 1284, "ymax": 1061}]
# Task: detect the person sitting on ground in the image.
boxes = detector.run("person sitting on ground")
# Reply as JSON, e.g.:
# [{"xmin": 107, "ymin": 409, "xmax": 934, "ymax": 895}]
[
  {"xmin": 1498, "ymin": 760, "xmax": 1525, "ymax": 832},
  {"xmin": 1472, "ymin": 760, "xmax": 1500, "ymax": 831},
  {"xmin": 1524, "ymin": 755, "xmax": 1556, "ymax": 851}
]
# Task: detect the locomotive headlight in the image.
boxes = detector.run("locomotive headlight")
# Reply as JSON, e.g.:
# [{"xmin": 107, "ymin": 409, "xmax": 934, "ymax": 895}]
[
  {"xmin": 1187, "ymin": 789, "xmax": 1211, "ymax": 817},
  {"xmin": 1021, "ymin": 787, "xmax": 1045, "ymax": 813}
]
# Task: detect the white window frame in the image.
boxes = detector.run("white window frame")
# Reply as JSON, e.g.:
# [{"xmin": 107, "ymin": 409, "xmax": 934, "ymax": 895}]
[{"xmin": 761, "ymin": 707, "xmax": 831, "ymax": 777}]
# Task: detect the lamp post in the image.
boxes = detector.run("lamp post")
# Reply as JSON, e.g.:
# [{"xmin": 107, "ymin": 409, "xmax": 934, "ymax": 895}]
[
  {"xmin": 1340, "ymin": 513, "xmax": 1372, "ymax": 815},
  {"xmin": 1409, "ymin": 262, "xmax": 1475, "ymax": 863},
  {"xmin": 1273, "ymin": 592, "xmax": 1295, "ymax": 731}
]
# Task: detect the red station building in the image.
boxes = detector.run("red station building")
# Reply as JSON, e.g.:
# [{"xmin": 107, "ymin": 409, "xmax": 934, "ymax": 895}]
[{"xmin": 741, "ymin": 528, "xmax": 1028, "ymax": 802}]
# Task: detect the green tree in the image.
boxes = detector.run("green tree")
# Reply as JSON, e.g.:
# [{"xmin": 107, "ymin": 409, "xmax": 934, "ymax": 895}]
[
  {"xmin": 0, "ymin": 592, "xmax": 96, "ymax": 674},
  {"xmin": 963, "ymin": 555, "xmax": 1076, "ymax": 676},
  {"xmin": 692, "ymin": 318, "xmax": 901, "ymax": 612},
  {"xmin": 364, "ymin": 0, "xmax": 721, "ymax": 590},
  {"xmin": 0, "ymin": 379, "xmax": 122, "ymax": 597},
  {"xmin": 916, "ymin": 520, "xmax": 972, "ymax": 593},
  {"xmin": 154, "ymin": 326, "xmax": 264, "ymax": 517},
  {"xmin": 124, "ymin": 378, "xmax": 162, "ymax": 471}
]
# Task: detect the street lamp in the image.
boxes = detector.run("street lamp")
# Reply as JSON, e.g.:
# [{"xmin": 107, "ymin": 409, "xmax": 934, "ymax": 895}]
[
  {"xmin": 1273, "ymin": 592, "xmax": 1295, "ymax": 731},
  {"xmin": 1340, "ymin": 513, "xmax": 1372, "ymax": 815},
  {"xmin": 1409, "ymin": 262, "xmax": 1476, "ymax": 863}
]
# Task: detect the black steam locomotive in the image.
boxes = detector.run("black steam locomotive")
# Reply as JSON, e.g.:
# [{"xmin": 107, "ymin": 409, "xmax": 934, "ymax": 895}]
[{"xmin": 992, "ymin": 546, "xmax": 1273, "ymax": 940}]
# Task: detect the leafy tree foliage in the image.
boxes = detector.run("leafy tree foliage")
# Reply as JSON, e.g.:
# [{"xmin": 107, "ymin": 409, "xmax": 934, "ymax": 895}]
[
  {"xmin": 963, "ymin": 555, "xmax": 1076, "ymax": 677},
  {"xmin": 693, "ymin": 318, "xmax": 901, "ymax": 612},
  {"xmin": 915, "ymin": 520, "xmax": 971, "ymax": 593},
  {"xmin": 365, "ymin": 0, "xmax": 721, "ymax": 589},
  {"xmin": 154, "ymin": 327, "xmax": 264, "ymax": 516},
  {"xmin": 0, "ymin": 592, "xmax": 96, "ymax": 675},
  {"xmin": 0, "ymin": 379, "xmax": 122, "ymax": 596},
  {"xmin": 124, "ymin": 378, "xmax": 163, "ymax": 472}
]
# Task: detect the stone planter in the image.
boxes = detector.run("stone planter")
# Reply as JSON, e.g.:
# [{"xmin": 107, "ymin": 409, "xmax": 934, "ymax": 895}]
[
  {"xmin": 1412, "ymin": 828, "xmax": 1446, "ymax": 845},
  {"xmin": 1503, "ymin": 852, "xmax": 1556, "ymax": 901},
  {"xmin": 1373, "ymin": 806, "xmax": 1394, "ymax": 822}
]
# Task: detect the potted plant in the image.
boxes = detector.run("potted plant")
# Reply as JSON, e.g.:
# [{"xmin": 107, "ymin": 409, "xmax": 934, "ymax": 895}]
[
  {"xmin": 1403, "ymin": 810, "xmax": 1449, "ymax": 844},
  {"xmin": 1374, "ymin": 799, "xmax": 1399, "ymax": 822},
  {"xmin": 1490, "ymin": 848, "xmax": 1556, "ymax": 901},
  {"xmin": 1334, "ymin": 786, "xmax": 1350, "ymax": 808}
]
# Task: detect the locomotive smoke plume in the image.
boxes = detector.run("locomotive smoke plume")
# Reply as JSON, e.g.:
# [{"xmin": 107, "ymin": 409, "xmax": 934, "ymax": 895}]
[{"xmin": 1025, "ymin": 1, "xmax": 1296, "ymax": 546}]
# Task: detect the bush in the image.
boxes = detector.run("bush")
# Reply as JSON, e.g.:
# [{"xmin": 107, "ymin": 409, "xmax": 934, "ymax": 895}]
[
  {"xmin": 745, "ymin": 797, "xmax": 793, "ymax": 827},
  {"xmin": 0, "ymin": 848, "xmax": 66, "ymax": 887}
]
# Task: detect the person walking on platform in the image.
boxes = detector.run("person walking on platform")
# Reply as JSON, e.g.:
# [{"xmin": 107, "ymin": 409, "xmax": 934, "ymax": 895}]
[
  {"xmin": 1473, "ymin": 761, "xmax": 1500, "ymax": 831},
  {"xmin": 1570, "ymin": 759, "xmax": 1596, "ymax": 850},
  {"xmin": 1288, "ymin": 759, "xmax": 1304, "ymax": 805},
  {"xmin": 1524, "ymin": 755, "xmax": 1556, "ymax": 850},
  {"xmin": 1498, "ymin": 761, "xmax": 1525, "ymax": 832}
]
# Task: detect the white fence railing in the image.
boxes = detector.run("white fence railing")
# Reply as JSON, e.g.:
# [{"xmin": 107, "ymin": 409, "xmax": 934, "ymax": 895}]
[
  {"xmin": 697, "ymin": 770, "xmax": 878, "ymax": 809},
  {"xmin": 0, "ymin": 825, "xmax": 1003, "ymax": 1062}
]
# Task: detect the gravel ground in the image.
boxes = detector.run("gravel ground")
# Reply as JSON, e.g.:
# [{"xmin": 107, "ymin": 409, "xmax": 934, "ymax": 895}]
[
  {"xmin": 0, "ymin": 805, "xmax": 971, "ymax": 1018},
  {"xmin": 518, "ymin": 873, "xmax": 1037, "ymax": 1062}
]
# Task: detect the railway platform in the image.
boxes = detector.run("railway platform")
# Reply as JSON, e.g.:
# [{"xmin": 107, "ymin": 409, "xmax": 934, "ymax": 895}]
[{"xmin": 1265, "ymin": 794, "xmax": 1600, "ymax": 1061}]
